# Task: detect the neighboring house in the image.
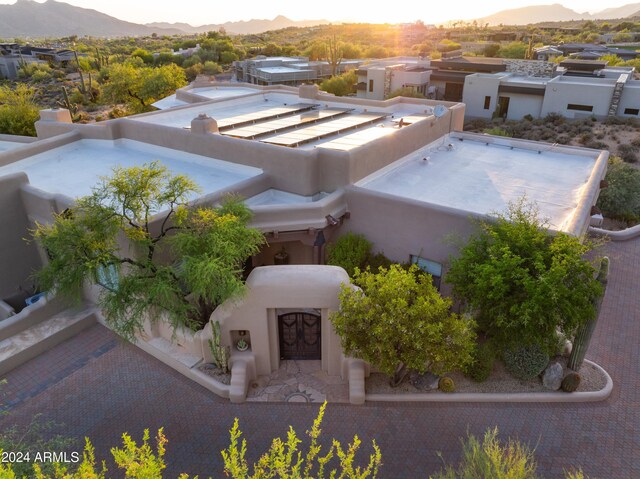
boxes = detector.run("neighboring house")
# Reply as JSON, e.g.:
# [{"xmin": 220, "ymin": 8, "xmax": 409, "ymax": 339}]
[
  {"xmin": 355, "ymin": 57, "xmax": 431, "ymax": 100},
  {"xmin": 153, "ymin": 43, "xmax": 202, "ymax": 60},
  {"xmin": 534, "ymin": 46, "xmax": 563, "ymax": 61},
  {"xmin": 463, "ymin": 63, "xmax": 638, "ymax": 120},
  {"xmin": 0, "ymin": 43, "xmax": 78, "ymax": 79},
  {"xmin": 0, "ymin": 81, "xmax": 608, "ymax": 401},
  {"xmin": 233, "ymin": 56, "xmax": 362, "ymax": 86}
]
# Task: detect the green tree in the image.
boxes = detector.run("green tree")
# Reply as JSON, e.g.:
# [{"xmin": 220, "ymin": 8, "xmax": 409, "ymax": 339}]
[
  {"xmin": 32, "ymin": 162, "xmax": 265, "ymax": 340},
  {"xmin": 331, "ymin": 265, "xmax": 476, "ymax": 387},
  {"xmin": 497, "ymin": 41, "xmax": 528, "ymax": 59},
  {"xmin": 437, "ymin": 39, "xmax": 462, "ymax": 53},
  {"xmin": 0, "ymin": 84, "xmax": 41, "ymax": 136},
  {"xmin": 596, "ymin": 156, "xmax": 640, "ymax": 222},
  {"xmin": 319, "ymin": 70, "xmax": 356, "ymax": 97},
  {"xmin": 482, "ymin": 43, "xmax": 501, "ymax": 57},
  {"xmin": 446, "ymin": 199, "xmax": 603, "ymax": 354},
  {"xmin": 131, "ymin": 48, "xmax": 154, "ymax": 64},
  {"xmin": 101, "ymin": 61, "xmax": 186, "ymax": 113}
]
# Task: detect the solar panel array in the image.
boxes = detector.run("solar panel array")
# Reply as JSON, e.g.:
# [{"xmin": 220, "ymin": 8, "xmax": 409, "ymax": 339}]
[
  {"xmin": 222, "ymin": 108, "xmax": 353, "ymax": 140},
  {"xmin": 260, "ymin": 112, "xmax": 388, "ymax": 147},
  {"xmin": 217, "ymin": 103, "xmax": 318, "ymax": 131}
]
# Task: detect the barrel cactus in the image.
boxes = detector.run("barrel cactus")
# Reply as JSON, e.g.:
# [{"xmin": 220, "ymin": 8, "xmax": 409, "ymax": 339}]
[
  {"xmin": 561, "ymin": 372, "xmax": 581, "ymax": 393},
  {"xmin": 438, "ymin": 376, "xmax": 455, "ymax": 393}
]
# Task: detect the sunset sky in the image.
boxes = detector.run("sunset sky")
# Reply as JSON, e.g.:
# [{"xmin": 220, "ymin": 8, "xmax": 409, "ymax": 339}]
[{"xmin": 0, "ymin": 0, "xmax": 633, "ymax": 25}]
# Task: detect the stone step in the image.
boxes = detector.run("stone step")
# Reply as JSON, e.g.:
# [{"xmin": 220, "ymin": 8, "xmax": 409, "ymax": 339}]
[
  {"xmin": 0, "ymin": 305, "xmax": 96, "ymax": 376},
  {"xmin": 146, "ymin": 337, "xmax": 201, "ymax": 368}
]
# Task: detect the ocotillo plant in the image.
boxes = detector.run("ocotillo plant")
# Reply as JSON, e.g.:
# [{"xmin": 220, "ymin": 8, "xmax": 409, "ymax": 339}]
[
  {"xmin": 568, "ymin": 256, "xmax": 609, "ymax": 371},
  {"xmin": 208, "ymin": 320, "xmax": 230, "ymax": 373}
]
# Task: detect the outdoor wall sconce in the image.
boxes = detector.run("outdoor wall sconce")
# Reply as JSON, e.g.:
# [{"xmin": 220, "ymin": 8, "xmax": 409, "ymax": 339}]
[{"xmin": 325, "ymin": 214, "xmax": 339, "ymax": 226}]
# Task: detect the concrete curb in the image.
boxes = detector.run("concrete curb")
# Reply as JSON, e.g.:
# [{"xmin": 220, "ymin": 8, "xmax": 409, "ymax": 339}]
[
  {"xmin": 589, "ymin": 224, "xmax": 640, "ymax": 241},
  {"xmin": 364, "ymin": 360, "xmax": 612, "ymax": 403}
]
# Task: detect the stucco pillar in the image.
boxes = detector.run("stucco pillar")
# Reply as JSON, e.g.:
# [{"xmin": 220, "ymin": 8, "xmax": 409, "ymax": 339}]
[
  {"xmin": 190, "ymin": 113, "xmax": 219, "ymax": 134},
  {"xmin": 299, "ymin": 84, "xmax": 319, "ymax": 99},
  {"xmin": 39, "ymin": 108, "xmax": 72, "ymax": 123}
]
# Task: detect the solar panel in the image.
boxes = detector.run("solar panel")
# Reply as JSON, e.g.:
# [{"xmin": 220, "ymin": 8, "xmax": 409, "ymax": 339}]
[
  {"xmin": 260, "ymin": 112, "xmax": 387, "ymax": 147},
  {"xmin": 222, "ymin": 108, "xmax": 352, "ymax": 139},
  {"xmin": 217, "ymin": 103, "xmax": 319, "ymax": 131}
]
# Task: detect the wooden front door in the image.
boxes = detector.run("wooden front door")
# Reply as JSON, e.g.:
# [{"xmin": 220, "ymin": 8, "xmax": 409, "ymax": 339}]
[{"xmin": 278, "ymin": 312, "xmax": 321, "ymax": 360}]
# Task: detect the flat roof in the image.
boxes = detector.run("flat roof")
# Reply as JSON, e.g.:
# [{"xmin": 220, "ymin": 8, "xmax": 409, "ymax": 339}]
[
  {"xmin": 151, "ymin": 94, "xmax": 188, "ymax": 110},
  {"xmin": 258, "ymin": 67, "xmax": 314, "ymax": 74},
  {"xmin": 190, "ymin": 86, "xmax": 257, "ymax": 100},
  {"xmin": 131, "ymin": 92, "xmax": 438, "ymax": 149},
  {"xmin": 0, "ymin": 140, "xmax": 31, "ymax": 152},
  {"xmin": 357, "ymin": 134, "xmax": 600, "ymax": 232},
  {"xmin": 0, "ymin": 139, "xmax": 262, "ymax": 199},
  {"xmin": 245, "ymin": 189, "xmax": 327, "ymax": 206}
]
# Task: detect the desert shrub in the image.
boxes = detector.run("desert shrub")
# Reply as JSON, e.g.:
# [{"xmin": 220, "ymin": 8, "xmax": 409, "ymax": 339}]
[
  {"xmin": 544, "ymin": 112, "xmax": 565, "ymax": 126},
  {"xmin": 0, "ymin": 84, "xmax": 41, "ymax": 136},
  {"xmin": 184, "ymin": 63, "xmax": 204, "ymax": 81},
  {"xmin": 464, "ymin": 118, "xmax": 490, "ymax": 131},
  {"xmin": 617, "ymin": 143, "xmax": 637, "ymax": 163},
  {"xmin": 430, "ymin": 428, "xmax": 540, "ymax": 479},
  {"xmin": 523, "ymin": 114, "xmax": 534, "ymax": 121},
  {"xmin": 597, "ymin": 156, "xmax": 640, "ymax": 222},
  {"xmin": 202, "ymin": 61, "xmax": 222, "ymax": 75},
  {"xmin": 556, "ymin": 135, "xmax": 571, "ymax": 144},
  {"xmin": 483, "ymin": 127, "xmax": 511, "ymax": 137},
  {"xmin": 108, "ymin": 105, "xmax": 128, "ymax": 118},
  {"xmin": 326, "ymin": 232, "xmax": 372, "ymax": 277},
  {"xmin": 466, "ymin": 342, "xmax": 495, "ymax": 383},
  {"xmin": 503, "ymin": 344, "xmax": 549, "ymax": 380},
  {"xmin": 578, "ymin": 133, "xmax": 593, "ymax": 145},
  {"xmin": 631, "ymin": 137, "xmax": 640, "ymax": 148},
  {"xmin": 367, "ymin": 252, "xmax": 394, "ymax": 273},
  {"xmin": 584, "ymin": 140, "xmax": 608, "ymax": 150}
]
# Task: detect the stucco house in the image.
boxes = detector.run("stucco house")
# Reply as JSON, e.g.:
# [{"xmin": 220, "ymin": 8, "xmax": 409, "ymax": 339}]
[{"xmin": 0, "ymin": 81, "xmax": 608, "ymax": 402}]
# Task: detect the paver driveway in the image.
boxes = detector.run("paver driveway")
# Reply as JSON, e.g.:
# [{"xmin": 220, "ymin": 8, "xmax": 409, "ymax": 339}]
[{"xmin": 1, "ymin": 237, "xmax": 639, "ymax": 478}]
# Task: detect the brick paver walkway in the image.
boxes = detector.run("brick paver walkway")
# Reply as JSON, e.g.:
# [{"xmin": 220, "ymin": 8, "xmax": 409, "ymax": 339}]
[{"xmin": 1, "ymin": 238, "xmax": 638, "ymax": 478}]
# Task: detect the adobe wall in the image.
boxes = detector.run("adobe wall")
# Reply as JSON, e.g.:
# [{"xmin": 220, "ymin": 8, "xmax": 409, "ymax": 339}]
[
  {"xmin": 206, "ymin": 265, "xmax": 348, "ymax": 377},
  {"xmin": 341, "ymin": 187, "xmax": 483, "ymax": 295},
  {"xmin": 0, "ymin": 174, "xmax": 44, "ymax": 302}
]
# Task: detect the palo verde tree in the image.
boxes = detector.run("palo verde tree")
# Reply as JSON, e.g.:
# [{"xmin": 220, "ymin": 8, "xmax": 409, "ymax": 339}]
[
  {"xmin": 32, "ymin": 162, "xmax": 264, "ymax": 340},
  {"xmin": 101, "ymin": 59, "xmax": 187, "ymax": 114},
  {"xmin": 330, "ymin": 264, "xmax": 476, "ymax": 387},
  {"xmin": 446, "ymin": 199, "xmax": 603, "ymax": 355}
]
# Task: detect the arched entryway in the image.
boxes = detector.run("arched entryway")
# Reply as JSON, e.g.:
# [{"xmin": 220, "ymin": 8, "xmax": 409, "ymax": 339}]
[{"xmin": 278, "ymin": 310, "xmax": 321, "ymax": 360}]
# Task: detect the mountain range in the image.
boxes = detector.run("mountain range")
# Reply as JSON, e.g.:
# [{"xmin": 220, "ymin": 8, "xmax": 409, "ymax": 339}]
[
  {"xmin": 2, "ymin": 0, "xmax": 640, "ymax": 39},
  {"xmin": 479, "ymin": 2, "xmax": 640, "ymax": 25},
  {"xmin": 0, "ymin": 0, "xmax": 328, "ymax": 38}
]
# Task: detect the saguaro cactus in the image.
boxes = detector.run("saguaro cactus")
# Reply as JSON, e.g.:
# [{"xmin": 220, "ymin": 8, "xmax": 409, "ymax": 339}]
[
  {"xmin": 208, "ymin": 320, "xmax": 230, "ymax": 373},
  {"xmin": 568, "ymin": 256, "xmax": 609, "ymax": 371}
]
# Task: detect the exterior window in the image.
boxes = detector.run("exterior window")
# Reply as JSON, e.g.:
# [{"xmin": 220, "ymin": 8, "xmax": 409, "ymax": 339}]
[
  {"xmin": 483, "ymin": 95, "xmax": 491, "ymax": 110},
  {"xmin": 567, "ymin": 104, "xmax": 593, "ymax": 112},
  {"xmin": 410, "ymin": 255, "xmax": 443, "ymax": 290},
  {"xmin": 624, "ymin": 108, "xmax": 639, "ymax": 115},
  {"xmin": 96, "ymin": 263, "xmax": 119, "ymax": 291},
  {"xmin": 369, "ymin": 79, "xmax": 374, "ymax": 92}
]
